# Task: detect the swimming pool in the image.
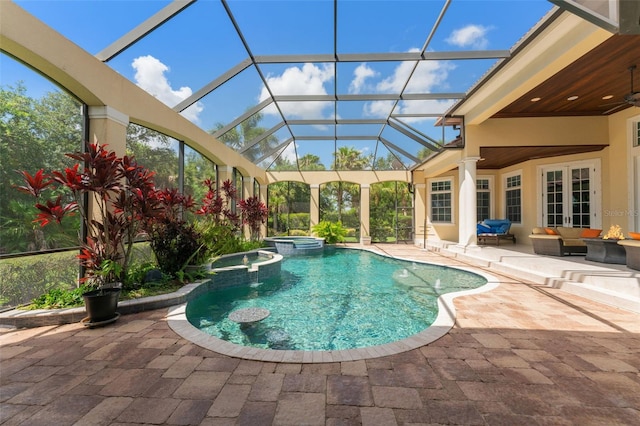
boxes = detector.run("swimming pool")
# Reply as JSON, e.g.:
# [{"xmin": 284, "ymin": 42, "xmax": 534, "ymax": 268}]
[{"xmin": 185, "ymin": 248, "xmax": 490, "ymax": 351}]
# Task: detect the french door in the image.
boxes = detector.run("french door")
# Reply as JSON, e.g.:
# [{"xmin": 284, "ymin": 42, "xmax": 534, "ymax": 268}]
[{"xmin": 541, "ymin": 162, "xmax": 598, "ymax": 228}]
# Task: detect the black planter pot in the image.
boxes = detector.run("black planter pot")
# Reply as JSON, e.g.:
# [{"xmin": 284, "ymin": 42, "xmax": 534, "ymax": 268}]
[{"xmin": 82, "ymin": 287, "xmax": 121, "ymax": 325}]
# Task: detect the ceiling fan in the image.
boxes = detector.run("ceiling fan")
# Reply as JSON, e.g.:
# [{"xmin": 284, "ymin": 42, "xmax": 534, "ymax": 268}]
[{"xmin": 603, "ymin": 65, "xmax": 640, "ymax": 114}]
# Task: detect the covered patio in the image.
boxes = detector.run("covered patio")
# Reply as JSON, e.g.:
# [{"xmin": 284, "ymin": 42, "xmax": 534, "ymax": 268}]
[{"xmin": 2, "ymin": 244, "xmax": 639, "ymax": 425}]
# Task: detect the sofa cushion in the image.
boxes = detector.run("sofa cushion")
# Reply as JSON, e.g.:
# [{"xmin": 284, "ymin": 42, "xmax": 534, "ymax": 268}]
[{"xmin": 556, "ymin": 227, "xmax": 583, "ymax": 239}]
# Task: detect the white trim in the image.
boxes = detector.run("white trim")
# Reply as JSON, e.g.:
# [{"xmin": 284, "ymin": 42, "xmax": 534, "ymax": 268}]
[
  {"xmin": 476, "ymin": 175, "xmax": 494, "ymax": 221},
  {"xmin": 628, "ymin": 115, "xmax": 640, "ymax": 231},
  {"xmin": 87, "ymin": 106, "xmax": 129, "ymax": 127},
  {"xmin": 502, "ymin": 169, "xmax": 522, "ymax": 224},
  {"xmin": 537, "ymin": 159, "xmax": 601, "ymax": 229},
  {"xmin": 427, "ymin": 177, "xmax": 455, "ymax": 224}
]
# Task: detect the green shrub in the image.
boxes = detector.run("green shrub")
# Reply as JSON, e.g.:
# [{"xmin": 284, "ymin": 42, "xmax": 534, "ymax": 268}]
[
  {"xmin": 289, "ymin": 229, "xmax": 309, "ymax": 236},
  {"xmin": 0, "ymin": 250, "xmax": 78, "ymax": 308},
  {"xmin": 287, "ymin": 213, "xmax": 310, "ymax": 230},
  {"xmin": 312, "ymin": 221, "xmax": 347, "ymax": 244},
  {"xmin": 28, "ymin": 285, "xmax": 90, "ymax": 309},
  {"xmin": 371, "ymin": 225, "xmax": 393, "ymax": 242}
]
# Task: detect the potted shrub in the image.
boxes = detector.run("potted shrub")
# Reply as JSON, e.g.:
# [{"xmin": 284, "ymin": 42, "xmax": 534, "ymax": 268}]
[
  {"xmin": 15, "ymin": 140, "xmax": 160, "ymax": 325},
  {"xmin": 81, "ymin": 259, "xmax": 123, "ymax": 324}
]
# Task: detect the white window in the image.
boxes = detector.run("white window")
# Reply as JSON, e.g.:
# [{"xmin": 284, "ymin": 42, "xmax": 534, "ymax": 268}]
[
  {"xmin": 429, "ymin": 179, "xmax": 453, "ymax": 223},
  {"xmin": 476, "ymin": 177, "xmax": 493, "ymax": 222},
  {"xmin": 504, "ymin": 172, "xmax": 522, "ymax": 223}
]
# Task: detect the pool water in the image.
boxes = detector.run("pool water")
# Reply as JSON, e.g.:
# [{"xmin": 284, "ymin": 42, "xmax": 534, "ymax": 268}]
[{"xmin": 186, "ymin": 248, "xmax": 487, "ymax": 351}]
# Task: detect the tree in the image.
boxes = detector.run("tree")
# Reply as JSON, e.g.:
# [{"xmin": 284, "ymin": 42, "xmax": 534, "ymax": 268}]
[
  {"xmin": 126, "ymin": 124, "xmax": 178, "ymax": 190},
  {"xmin": 327, "ymin": 146, "xmax": 368, "ymax": 224},
  {"xmin": 0, "ymin": 83, "xmax": 83, "ymax": 253},
  {"xmin": 370, "ymin": 181, "xmax": 412, "ymax": 242},
  {"xmin": 332, "ymin": 146, "xmax": 372, "ymax": 171},
  {"xmin": 298, "ymin": 153, "xmax": 325, "ymax": 171},
  {"xmin": 210, "ymin": 111, "xmax": 279, "ymax": 163}
]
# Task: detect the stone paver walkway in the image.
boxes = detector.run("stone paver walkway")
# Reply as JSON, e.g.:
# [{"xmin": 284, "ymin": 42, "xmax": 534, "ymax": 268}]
[{"xmin": 1, "ymin": 244, "xmax": 640, "ymax": 425}]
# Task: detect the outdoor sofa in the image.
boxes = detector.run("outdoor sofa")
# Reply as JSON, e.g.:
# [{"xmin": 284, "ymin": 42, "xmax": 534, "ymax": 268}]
[{"xmin": 529, "ymin": 226, "xmax": 600, "ymax": 256}]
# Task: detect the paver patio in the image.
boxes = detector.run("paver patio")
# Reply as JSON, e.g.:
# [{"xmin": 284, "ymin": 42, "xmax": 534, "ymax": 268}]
[{"xmin": 1, "ymin": 244, "xmax": 639, "ymax": 425}]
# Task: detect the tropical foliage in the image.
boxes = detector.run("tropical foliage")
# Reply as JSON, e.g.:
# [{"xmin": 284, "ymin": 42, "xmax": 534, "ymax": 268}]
[
  {"xmin": 267, "ymin": 181, "xmax": 311, "ymax": 235},
  {"xmin": 312, "ymin": 220, "xmax": 347, "ymax": 244},
  {"xmin": 1, "ymin": 83, "xmax": 83, "ymax": 253},
  {"xmin": 15, "ymin": 141, "xmax": 162, "ymax": 286}
]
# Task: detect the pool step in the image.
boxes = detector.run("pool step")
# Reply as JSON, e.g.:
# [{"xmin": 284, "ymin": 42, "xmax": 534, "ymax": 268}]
[
  {"xmin": 294, "ymin": 241, "xmax": 323, "ymax": 249},
  {"xmin": 431, "ymin": 241, "xmax": 640, "ymax": 314}
]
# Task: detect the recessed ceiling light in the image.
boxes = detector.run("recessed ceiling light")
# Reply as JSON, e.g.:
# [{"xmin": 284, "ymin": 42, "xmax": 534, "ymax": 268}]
[
  {"xmin": 567, "ymin": 95, "xmax": 579, "ymax": 101},
  {"xmin": 531, "ymin": 97, "xmax": 541, "ymax": 102},
  {"xmin": 602, "ymin": 95, "xmax": 614, "ymax": 100}
]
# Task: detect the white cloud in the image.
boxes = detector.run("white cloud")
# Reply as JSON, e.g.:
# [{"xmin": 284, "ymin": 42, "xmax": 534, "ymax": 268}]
[
  {"xmin": 132, "ymin": 55, "xmax": 203, "ymax": 123},
  {"xmin": 259, "ymin": 63, "xmax": 334, "ymax": 119},
  {"xmin": 446, "ymin": 24, "xmax": 490, "ymax": 49},
  {"xmin": 363, "ymin": 100, "xmax": 395, "ymax": 118},
  {"xmin": 361, "ymin": 49, "xmax": 455, "ymax": 122},
  {"xmin": 349, "ymin": 63, "xmax": 377, "ymax": 94},
  {"xmin": 279, "ymin": 141, "xmax": 297, "ymax": 163},
  {"xmin": 395, "ymin": 99, "xmax": 457, "ymax": 123},
  {"xmin": 374, "ymin": 48, "xmax": 454, "ymax": 94}
]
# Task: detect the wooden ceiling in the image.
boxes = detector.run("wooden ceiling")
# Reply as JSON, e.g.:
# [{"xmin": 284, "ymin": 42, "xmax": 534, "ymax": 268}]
[
  {"xmin": 470, "ymin": 35, "xmax": 639, "ymax": 169},
  {"xmin": 478, "ymin": 145, "xmax": 607, "ymax": 169},
  {"xmin": 493, "ymin": 34, "xmax": 640, "ymax": 118}
]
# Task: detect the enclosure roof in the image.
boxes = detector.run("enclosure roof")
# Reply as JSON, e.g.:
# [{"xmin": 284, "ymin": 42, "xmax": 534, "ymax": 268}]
[{"xmin": 13, "ymin": 0, "xmax": 556, "ymax": 171}]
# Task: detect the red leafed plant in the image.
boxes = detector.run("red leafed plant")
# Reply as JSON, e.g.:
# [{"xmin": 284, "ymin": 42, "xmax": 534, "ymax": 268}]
[
  {"xmin": 15, "ymin": 140, "xmax": 161, "ymax": 287},
  {"xmin": 238, "ymin": 195, "xmax": 268, "ymax": 242}
]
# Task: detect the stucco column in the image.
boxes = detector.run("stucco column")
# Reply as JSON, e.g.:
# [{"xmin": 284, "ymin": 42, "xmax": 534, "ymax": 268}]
[
  {"xmin": 360, "ymin": 184, "xmax": 371, "ymax": 244},
  {"xmin": 242, "ymin": 176, "xmax": 254, "ymax": 199},
  {"xmin": 88, "ymin": 106, "xmax": 128, "ymax": 156},
  {"xmin": 260, "ymin": 184, "xmax": 268, "ymax": 238},
  {"xmin": 413, "ymin": 183, "xmax": 427, "ymax": 247},
  {"xmin": 87, "ymin": 106, "xmax": 128, "ymax": 226},
  {"xmin": 217, "ymin": 165, "xmax": 233, "ymax": 186},
  {"xmin": 458, "ymin": 157, "xmax": 481, "ymax": 246},
  {"xmin": 239, "ymin": 176, "xmax": 253, "ymax": 239},
  {"xmin": 310, "ymin": 184, "xmax": 320, "ymax": 231}
]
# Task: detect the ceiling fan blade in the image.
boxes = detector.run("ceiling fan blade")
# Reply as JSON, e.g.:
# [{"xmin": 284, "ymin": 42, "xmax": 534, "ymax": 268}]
[{"xmin": 603, "ymin": 103, "xmax": 628, "ymax": 114}]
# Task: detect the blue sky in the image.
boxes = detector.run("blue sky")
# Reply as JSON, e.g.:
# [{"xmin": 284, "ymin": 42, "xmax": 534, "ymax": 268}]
[{"xmin": 3, "ymin": 0, "xmax": 554, "ymax": 168}]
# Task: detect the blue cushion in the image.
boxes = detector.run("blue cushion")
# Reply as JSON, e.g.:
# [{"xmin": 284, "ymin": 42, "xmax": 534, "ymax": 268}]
[
  {"xmin": 484, "ymin": 219, "xmax": 509, "ymax": 227},
  {"xmin": 477, "ymin": 223, "xmax": 493, "ymax": 234},
  {"xmin": 478, "ymin": 219, "xmax": 511, "ymax": 235},
  {"xmin": 496, "ymin": 224, "xmax": 511, "ymax": 234}
]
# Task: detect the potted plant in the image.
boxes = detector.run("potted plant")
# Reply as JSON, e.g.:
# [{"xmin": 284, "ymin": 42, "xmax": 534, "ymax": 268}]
[
  {"xmin": 81, "ymin": 259, "xmax": 123, "ymax": 324},
  {"xmin": 15, "ymin": 140, "xmax": 160, "ymax": 325}
]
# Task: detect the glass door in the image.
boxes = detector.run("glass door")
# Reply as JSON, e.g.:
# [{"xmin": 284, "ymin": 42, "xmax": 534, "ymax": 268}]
[{"xmin": 542, "ymin": 165, "xmax": 593, "ymax": 228}]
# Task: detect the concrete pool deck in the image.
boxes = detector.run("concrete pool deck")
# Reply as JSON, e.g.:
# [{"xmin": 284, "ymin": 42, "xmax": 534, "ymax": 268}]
[{"xmin": 2, "ymin": 244, "xmax": 640, "ymax": 425}]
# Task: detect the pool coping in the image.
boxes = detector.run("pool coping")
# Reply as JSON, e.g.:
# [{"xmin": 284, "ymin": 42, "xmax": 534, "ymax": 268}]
[{"xmin": 167, "ymin": 247, "xmax": 500, "ymax": 363}]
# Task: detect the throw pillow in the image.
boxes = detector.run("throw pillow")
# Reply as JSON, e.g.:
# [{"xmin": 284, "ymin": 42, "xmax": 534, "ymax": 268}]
[
  {"xmin": 629, "ymin": 232, "xmax": 640, "ymax": 240},
  {"xmin": 580, "ymin": 229, "xmax": 602, "ymax": 238},
  {"xmin": 544, "ymin": 228, "xmax": 558, "ymax": 235}
]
